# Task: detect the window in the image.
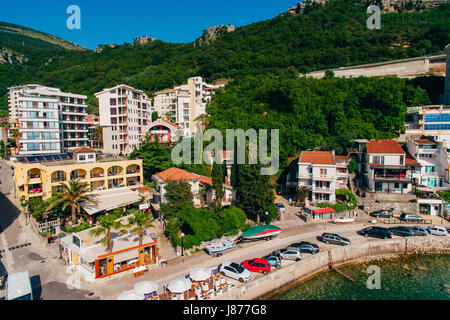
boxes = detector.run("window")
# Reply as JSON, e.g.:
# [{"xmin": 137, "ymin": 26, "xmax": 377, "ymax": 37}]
[
  {"xmin": 320, "ymin": 169, "xmax": 327, "ymax": 176},
  {"xmin": 373, "ymin": 156, "xmax": 384, "ymax": 164},
  {"xmin": 394, "ymin": 183, "xmax": 400, "ymax": 188}
]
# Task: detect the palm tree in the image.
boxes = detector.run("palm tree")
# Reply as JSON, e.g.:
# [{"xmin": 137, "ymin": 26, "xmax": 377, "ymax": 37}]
[
  {"xmin": 46, "ymin": 179, "xmax": 98, "ymax": 225},
  {"xmin": 92, "ymin": 126, "xmax": 103, "ymax": 148},
  {"xmin": 90, "ymin": 214, "xmax": 128, "ymax": 252},
  {"xmin": 127, "ymin": 210, "xmax": 156, "ymax": 246},
  {"xmin": 195, "ymin": 113, "xmax": 210, "ymax": 133}
]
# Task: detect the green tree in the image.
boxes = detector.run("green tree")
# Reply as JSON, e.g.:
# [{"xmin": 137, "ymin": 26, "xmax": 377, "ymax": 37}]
[
  {"xmin": 211, "ymin": 162, "xmax": 226, "ymax": 212},
  {"xmin": 348, "ymin": 159, "xmax": 358, "ymax": 174},
  {"xmin": 89, "ymin": 214, "xmax": 128, "ymax": 252},
  {"xmin": 45, "ymin": 179, "xmax": 98, "ymax": 225},
  {"xmin": 127, "ymin": 210, "xmax": 156, "ymax": 246}
]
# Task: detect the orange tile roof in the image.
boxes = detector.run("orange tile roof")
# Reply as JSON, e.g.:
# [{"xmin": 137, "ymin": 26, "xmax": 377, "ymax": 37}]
[
  {"xmin": 71, "ymin": 146, "xmax": 97, "ymax": 154},
  {"xmin": 155, "ymin": 167, "xmax": 200, "ymax": 182},
  {"xmin": 198, "ymin": 175, "xmax": 213, "ymax": 186},
  {"xmin": 335, "ymin": 155, "xmax": 349, "ymax": 159},
  {"xmin": 365, "ymin": 140, "xmax": 405, "ymax": 154},
  {"xmin": 299, "ymin": 151, "xmax": 334, "ymax": 165},
  {"xmin": 413, "ymin": 138, "xmax": 436, "ymax": 145}
]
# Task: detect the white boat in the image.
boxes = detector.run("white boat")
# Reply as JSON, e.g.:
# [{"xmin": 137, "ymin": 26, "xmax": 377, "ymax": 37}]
[
  {"xmin": 205, "ymin": 239, "xmax": 235, "ymax": 256},
  {"xmin": 333, "ymin": 218, "xmax": 355, "ymax": 224}
]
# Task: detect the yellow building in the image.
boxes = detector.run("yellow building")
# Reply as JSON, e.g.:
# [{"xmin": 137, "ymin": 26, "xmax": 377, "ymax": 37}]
[{"xmin": 13, "ymin": 147, "xmax": 144, "ymax": 201}]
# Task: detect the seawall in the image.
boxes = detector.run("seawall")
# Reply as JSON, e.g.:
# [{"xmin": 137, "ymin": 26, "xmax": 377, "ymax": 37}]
[{"xmin": 211, "ymin": 236, "xmax": 449, "ymax": 300}]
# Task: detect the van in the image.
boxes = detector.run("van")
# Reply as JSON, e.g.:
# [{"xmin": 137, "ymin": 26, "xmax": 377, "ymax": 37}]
[
  {"xmin": 5, "ymin": 271, "xmax": 33, "ymax": 300},
  {"xmin": 427, "ymin": 226, "xmax": 449, "ymax": 236}
]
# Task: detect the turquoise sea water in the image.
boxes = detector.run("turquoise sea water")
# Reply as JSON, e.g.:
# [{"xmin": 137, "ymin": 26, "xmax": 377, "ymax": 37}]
[{"xmin": 268, "ymin": 254, "xmax": 450, "ymax": 300}]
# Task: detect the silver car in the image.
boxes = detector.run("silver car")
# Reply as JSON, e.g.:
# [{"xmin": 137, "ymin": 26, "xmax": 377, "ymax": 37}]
[
  {"xmin": 219, "ymin": 261, "xmax": 252, "ymax": 282},
  {"xmin": 280, "ymin": 250, "xmax": 302, "ymax": 262},
  {"xmin": 410, "ymin": 226, "xmax": 429, "ymax": 236},
  {"xmin": 427, "ymin": 226, "xmax": 449, "ymax": 236}
]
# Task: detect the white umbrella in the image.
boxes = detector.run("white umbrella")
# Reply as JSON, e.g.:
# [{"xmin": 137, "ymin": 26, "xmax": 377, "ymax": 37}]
[
  {"xmin": 189, "ymin": 268, "xmax": 212, "ymax": 282},
  {"xmin": 134, "ymin": 281, "xmax": 158, "ymax": 295},
  {"xmin": 167, "ymin": 277, "xmax": 192, "ymax": 293},
  {"xmin": 116, "ymin": 290, "xmax": 145, "ymax": 300}
]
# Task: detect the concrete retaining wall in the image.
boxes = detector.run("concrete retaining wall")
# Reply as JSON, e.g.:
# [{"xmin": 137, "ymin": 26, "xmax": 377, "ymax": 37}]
[
  {"xmin": 212, "ymin": 236, "xmax": 449, "ymax": 300},
  {"xmin": 304, "ymin": 55, "xmax": 446, "ymax": 79},
  {"xmin": 361, "ymin": 201, "xmax": 419, "ymax": 215},
  {"xmin": 212, "ymin": 238, "xmax": 406, "ymax": 300}
]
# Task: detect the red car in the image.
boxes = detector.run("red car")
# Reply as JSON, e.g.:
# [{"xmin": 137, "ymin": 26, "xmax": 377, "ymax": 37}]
[{"xmin": 241, "ymin": 258, "xmax": 271, "ymax": 275}]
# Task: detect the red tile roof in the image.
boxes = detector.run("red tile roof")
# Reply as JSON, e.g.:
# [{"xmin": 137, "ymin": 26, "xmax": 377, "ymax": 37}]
[
  {"xmin": 155, "ymin": 167, "xmax": 200, "ymax": 182},
  {"xmin": 413, "ymin": 138, "xmax": 436, "ymax": 145},
  {"xmin": 365, "ymin": 140, "xmax": 405, "ymax": 154},
  {"xmin": 335, "ymin": 155, "xmax": 349, "ymax": 159},
  {"xmin": 299, "ymin": 151, "xmax": 334, "ymax": 165},
  {"xmin": 72, "ymin": 147, "xmax": 97, "ymax": 154},
  {"xmin": 198, "ymin": 175, "xmax": 213, "ymax": 186}
]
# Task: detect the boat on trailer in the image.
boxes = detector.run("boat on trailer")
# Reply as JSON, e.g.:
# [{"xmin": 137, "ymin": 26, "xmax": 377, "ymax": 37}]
[
  {"xmin": 235, "ymin": 225, "xmax": 282, "ymax": 243},
  {"xmin": 333, "ymin": 218, "xmax": 355, "ymax": 224},
  {"xmin": 205, "ymin": 238, "xmax": 236, "ymax": 257}
]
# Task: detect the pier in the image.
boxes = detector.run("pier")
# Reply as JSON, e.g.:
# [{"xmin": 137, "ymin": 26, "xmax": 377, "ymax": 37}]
[{"xmin": 328, "ymin": 250, "xmax": 355, "ymax": 282}]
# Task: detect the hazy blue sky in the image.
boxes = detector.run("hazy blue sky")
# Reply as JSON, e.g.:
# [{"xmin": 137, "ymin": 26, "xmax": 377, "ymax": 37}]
[{"xmin": 1, "ymin": 0, "xmax": 302, "ymax": 49}]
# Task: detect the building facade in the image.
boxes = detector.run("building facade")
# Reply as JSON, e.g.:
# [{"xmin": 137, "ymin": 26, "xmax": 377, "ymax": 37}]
[
  {"xmin": 13, "ymin": 147, "xmax": 143, "ymax": 201},
  {"xmin": 362, "ymin": 140, "xmax": 418, "ymax": 194},
  {"xmin": 8, "ymin": 85, "xmax": 89, "ymax": 154},
  {"xmin": 286, "ymin": 151, "xmax": 349, "ymax": 204},
  {"xmin": 406, "ymin": 137, "xmax": 450, "ymax": 190},
  {"xmin": 405, "ymin": 105, "xmax": 450, "ymax": 144},
  {"xmin": 95, "ymin": 85, "xmax": 152, "ymax": 155},
  {"xmin": 153, "ymin": 77, "xmax": 225, "ymax": 137},
  {"xmin": 443, "ymin": 44, "xmax": 450, "ymax": 105}
]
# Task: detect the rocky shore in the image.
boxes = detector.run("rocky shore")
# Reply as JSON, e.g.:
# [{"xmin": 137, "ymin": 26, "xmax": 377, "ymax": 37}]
[{"xmin": 406, "ymin": 236, "xmax": 450, "ymax": 254}]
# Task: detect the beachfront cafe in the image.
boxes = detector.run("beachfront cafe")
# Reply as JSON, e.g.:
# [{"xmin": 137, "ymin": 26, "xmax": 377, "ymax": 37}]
[
  {"xmin": 60, "ymin": 214, "xmax": 158, "ymax": 282},
  {"xmin": 304, "ymin": 206, "xmax": 335, "ymax": 220}
]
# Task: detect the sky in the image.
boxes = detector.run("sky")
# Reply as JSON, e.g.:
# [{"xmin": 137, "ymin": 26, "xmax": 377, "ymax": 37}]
[{"xmin": 1, "ymin": 0, "xmax": 302, "ymax": 50}]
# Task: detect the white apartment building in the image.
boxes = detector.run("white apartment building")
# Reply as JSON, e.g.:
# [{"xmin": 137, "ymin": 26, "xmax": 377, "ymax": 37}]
[
  {"xmin": 286, "ymin": 151, "xmax": 350, "ymax": 204},
  {"xmin": 95, "ymin": 85, "xmax": 152, "ymax": 155},
  {"xmin": 406, "ymin": 137, "xmax": 450, "ymax": 190},
  {"xmin": 9, "ymin": 85, "xmax": 89, "ymax": 155},
  {"xmin": 153, "ymin": 76, "xmax": 225, "ymax": 137},
  {"xmin": 362, "ymin": 140, "xmax": 419, "ymax": 194}
]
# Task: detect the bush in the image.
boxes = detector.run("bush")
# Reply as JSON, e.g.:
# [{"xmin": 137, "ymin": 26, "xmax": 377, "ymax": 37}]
[
  {"xmin": 65, "ymin": 222, "xmax": 91, "ymax": 233},
  {"xmin": 316, "ymin": 189, "xmax": 357, "ymax": 213},
  {"xmin": 348, "ymin": 159, "xmax": 358, "ymax": 174}
]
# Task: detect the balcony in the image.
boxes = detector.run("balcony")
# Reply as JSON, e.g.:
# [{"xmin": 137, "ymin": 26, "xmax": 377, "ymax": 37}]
[{"xmin": 374, "ymin": 173, "xmax": 412, "ymax": 182}]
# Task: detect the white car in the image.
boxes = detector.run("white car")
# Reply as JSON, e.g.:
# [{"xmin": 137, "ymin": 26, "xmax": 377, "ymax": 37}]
[
  {"xmin": 280, "ymin": 250, "xmax": 303, "ymax": 262},
  {"xmin": 219, "ymin": 261, "xmax": 252, "ymax": 283},
  {"xmin": 427, "ymin": 226, "xmax": 449, "ymax": 236},
  {"xmin": 275, "ymin": 203, "xmax": 286, "ymax": 212}
]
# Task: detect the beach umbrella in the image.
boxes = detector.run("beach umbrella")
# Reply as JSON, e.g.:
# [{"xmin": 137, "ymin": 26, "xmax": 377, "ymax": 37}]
[
  {"xmin": 134, "ymin": 281, "xmax": 158, "ymax": 295},
  {"xmin": 116, "ymin": 290, "xmax": 145, "ymax": 300},
  {"xmin": 189, "ymin": 268, "xmax": 212, "ymax": 282},
  {"xmin": 167, "ymin": 277, "xmax": 192, "ymax": 293}
]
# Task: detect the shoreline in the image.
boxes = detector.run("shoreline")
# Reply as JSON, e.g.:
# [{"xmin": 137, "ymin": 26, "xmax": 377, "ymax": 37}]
[
  {"xmin": 260, "ymin": 251, "xmax": 448, "ymax": 300},
  {"xmin": 211, "ymin": 236, "xmax": 450, "ymax": 301}
]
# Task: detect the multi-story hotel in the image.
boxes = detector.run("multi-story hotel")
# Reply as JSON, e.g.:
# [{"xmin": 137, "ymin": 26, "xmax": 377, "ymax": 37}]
[
  {"xmin": 153, "ymin": 77, "xmax": 225, "ymax": 137},
  {"xmin": 405, "ymin": 105, "xmax": 450, "ymax": 144},
  {"xmin": 361, "ymin": 140, "xmax": 419, "ymax": 194},
  {"xmin": 286, "ymin": 151, "xmax": 349, "ymax": 204},
  {"xmin": 95, "ymin": 85, "xmax": 152, "ymax": 155},
  {"xmin": 13, "ymin": 147, "xmax": 143, "ymax": 201},
  {"xmin": 8, "ymin": 85, "xmax": 89, "ymax": 154},
  {"xmin": 406, "ymin": 137, "xmax": 450, "ymax": 190}
]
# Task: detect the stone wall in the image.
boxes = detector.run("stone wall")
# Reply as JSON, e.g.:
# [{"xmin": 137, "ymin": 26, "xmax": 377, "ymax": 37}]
[
  {"xmin": 361, "ymin": 200, "xmax": 419, "ymax": 215},
  {"xmin": 212, "ymin": 236, "xmax": 449, "ymax": 300}
]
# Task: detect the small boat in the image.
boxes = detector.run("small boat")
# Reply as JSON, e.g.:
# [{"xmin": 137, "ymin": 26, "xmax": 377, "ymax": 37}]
[
  {"xmin": 236, "ymin": 225, "xmax": 282, "ymax": 242},
  {"xmin": 333, "ymin": 218, "xmax": 355, "ymax": 224},
  {"xmin": 205, "ymin": 239, "xmax": 235, "ymax": 256}
]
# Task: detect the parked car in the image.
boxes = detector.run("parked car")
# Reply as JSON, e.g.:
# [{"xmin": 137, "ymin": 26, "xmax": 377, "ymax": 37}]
[
  {"xmin": 369, "ymin": 209, "xmax": 393, "ymax": 218},
  {"xmin": 287, "ymin": 241, "xmax": 320, "ymax": 254},
  {"xmin": 275, "ymin": 203, "xmax": 286, "ymax": 212},
  {"xmin": 389, "ymin": 226, "xmax": 415, "ymax": 237},
  {"xmin": 446, "ymin": 227, "xmax": 450, "ymax": 234},
  {"xmin": 320, "ymin": 233, "xmax": 351, "ymax": 246},
  {"xmin": 427, "ymin": 226, "xmax": 449, "ymax": 236},
  {"xmin": 410, "ymin": 226, "xmax": 429, "ymax": 236},
  {"xmin": 279, "ymin": 250, "xmax": 303, "ymax": 262},
  {"xmin": 399, "ymin": 213, "xmax": 423, "ymax": 222},
  {"xmin": 358, "ymin": 226, "xmax": 392, "ymax": 239},
  {"xmin": 219, "ymin": 261, "xmax": 252, "ymax": 282},
  {"xmin": 242, "ymin": 258, "xmax": 271, "ymax": 275},
  {"xmin": 262, "ymin": 254, "xmax": 282, "ymax": 269},
  {"xmin": 270, "ymin": 248, "xmax": 287, "ymax": 259}
]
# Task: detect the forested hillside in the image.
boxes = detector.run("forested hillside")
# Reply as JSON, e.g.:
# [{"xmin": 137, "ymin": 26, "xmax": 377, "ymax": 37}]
[{"xmin": 0, "ymin": 0, "xmax": 448, "ymax": 115}]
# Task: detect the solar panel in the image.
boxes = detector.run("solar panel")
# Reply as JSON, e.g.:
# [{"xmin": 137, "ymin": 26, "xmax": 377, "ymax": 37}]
[
  {"xmin": 44, "ymin": 155, "xmax": 53, "ymax": 161},
  {"xmin": 60, "ymin": 154, "xmax": 68, "ymax": 160},
  {"xmin": 27, "ymin": 156, "xmax": 37, "ymax": 163},
  {"xmin": 35, "ymin": 156, "xmax": 45, "ymax": 162},
  {"xmin": 51, "ymin": 155, "xmax": 61, "ymax": 161},
  {"xmin": 16, "ymin": 157, "xmax": 25, "ymax": 162}
]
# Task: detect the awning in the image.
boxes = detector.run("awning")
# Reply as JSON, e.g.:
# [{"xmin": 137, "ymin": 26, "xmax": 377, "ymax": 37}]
[
  {"xmin": 113, "ymin": 249, "xmax": 138, "ymax": 264},
  {"xmin": 81, "ymin": 187, "xmax": 141, "ymax": 215},
  {"xmin": 312, "ymin": 208, "xmax": 335, "ymax": 215}
]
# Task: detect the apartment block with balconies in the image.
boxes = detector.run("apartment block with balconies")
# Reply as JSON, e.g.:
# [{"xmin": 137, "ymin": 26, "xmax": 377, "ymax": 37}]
[
  {"xmin": 406, "ymin": 137, "xmax": 450, "ymax": 190},
  {"xmin": 95, "ymin": 85, "xmax": 152, "ymax": 155}
]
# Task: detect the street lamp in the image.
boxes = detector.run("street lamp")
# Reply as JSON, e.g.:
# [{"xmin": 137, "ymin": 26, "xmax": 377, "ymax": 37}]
[{"xmin": 180, "ymin": 232, "xmax": 185, "ymax": 257}]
